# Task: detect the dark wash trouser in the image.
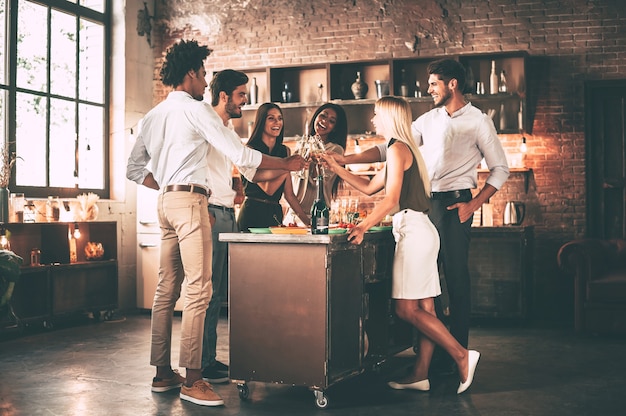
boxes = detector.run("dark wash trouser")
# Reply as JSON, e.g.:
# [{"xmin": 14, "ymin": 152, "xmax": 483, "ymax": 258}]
[
  {"xmin": 428, "ymin": 189, "xmax": 473, "ymax": 350},
  {"xmin": 202, "ymin": 205, "xmax": 237, "ymax": 369}
]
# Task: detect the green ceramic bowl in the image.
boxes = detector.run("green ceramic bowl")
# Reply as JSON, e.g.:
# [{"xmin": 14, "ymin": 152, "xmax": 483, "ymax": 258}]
[
  {"xmin": 368, "ymin": 225, "xmax": 393, "ymax": 232},
  {"xmin": 248, "ymin": 228, "xmax": 272, "ymax": 234}
]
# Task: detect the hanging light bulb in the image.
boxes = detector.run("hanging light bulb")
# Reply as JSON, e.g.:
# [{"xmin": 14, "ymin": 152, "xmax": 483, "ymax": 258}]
[
  {"xmin": 0, "ymin": 226, "xmax": 10, "ymax": 250},
  {"xmin": 73, "ymin": 222, "xmax": 81, "ymax": 239},
  {"xmin": 519, "ymin": 136, "xmax": 527, "ymax": 154},
  {"xmin": 68, "ymin": 224, "xmax": 78, "ymax": 263}
]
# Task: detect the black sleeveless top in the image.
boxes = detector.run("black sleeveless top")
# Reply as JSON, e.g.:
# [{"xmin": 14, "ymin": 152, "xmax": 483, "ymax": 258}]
[
  {"xmin": 242, "ymin": 141, "xmax": 288, "ymax": 201},
  {"xmin": 388, "ymin": 138, "xmax": 430, "ymax": 213}
]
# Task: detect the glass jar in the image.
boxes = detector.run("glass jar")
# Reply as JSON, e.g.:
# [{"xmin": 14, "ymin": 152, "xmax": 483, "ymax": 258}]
[
  {"xmin": 30, "ymin": 248, "xmax": 41, "ymax": 266},
  {"xmin": 46, "ymin": 196, "xmax": 60, "ymax": 222},
  {"xmin": 23, "ymin": 201, "xmax": 36, "ymax": 223},
  {"xmin": 10, "ymin": 193, "xmax": 25, "ymax": 222}
]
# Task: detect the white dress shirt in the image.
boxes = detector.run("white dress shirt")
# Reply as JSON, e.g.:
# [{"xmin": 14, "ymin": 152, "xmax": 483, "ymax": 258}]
[
  {"xmin": 205, "ymin": 110, "xmax": 248, "ymax": 208},
  {"xmin": 126, "ymin": 91, "xmax": 261, "ymax": 193},
  {"xmin": 377, "ymin": 102, "xmax": 509, "ymax": 192}
]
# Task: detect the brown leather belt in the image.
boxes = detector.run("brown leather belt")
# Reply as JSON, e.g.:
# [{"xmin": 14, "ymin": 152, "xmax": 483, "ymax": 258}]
[{"xmin": 163, "ymin": 184, "xmax": 211, "ymax": 197}]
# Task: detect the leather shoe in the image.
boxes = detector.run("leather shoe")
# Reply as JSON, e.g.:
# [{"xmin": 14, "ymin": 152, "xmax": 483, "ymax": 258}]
[
  {"xmin": 388, "ymin": 379, "xmax": 430, "ymax": 391},
  {"xmin": 457, "ymin": 350, "xmax": 480, "ymax": 394}
]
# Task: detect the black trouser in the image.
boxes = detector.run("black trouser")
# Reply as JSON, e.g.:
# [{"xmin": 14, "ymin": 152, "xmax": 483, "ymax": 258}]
[
  {"xmin": 236, "ymin": 197, "xmax": 283, "ymax": 230},
  {"xmin": 428, "ymin": 189, "xmax": 473, "ymax": 350}
]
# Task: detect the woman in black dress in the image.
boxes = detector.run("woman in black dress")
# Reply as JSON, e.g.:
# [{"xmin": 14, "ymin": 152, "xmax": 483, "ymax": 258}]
[{"xmin": 237, "ymin": 103, "xmax": 310, "ymax": 230}]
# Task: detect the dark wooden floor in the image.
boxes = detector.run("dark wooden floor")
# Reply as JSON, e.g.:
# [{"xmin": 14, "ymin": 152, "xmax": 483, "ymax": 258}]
[{"xmin": 1, "ymin": 312, "xmax": 624, "ymax": 416}]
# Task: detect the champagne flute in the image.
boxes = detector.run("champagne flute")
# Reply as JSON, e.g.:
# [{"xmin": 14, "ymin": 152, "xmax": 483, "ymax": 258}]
[
  {"xmin": 291, "ymin": 135, "xmax": 310, "ymax": 179},
  {"xmin": 309, "ymin": 135, "xmax": 329, "ymax": 178}
]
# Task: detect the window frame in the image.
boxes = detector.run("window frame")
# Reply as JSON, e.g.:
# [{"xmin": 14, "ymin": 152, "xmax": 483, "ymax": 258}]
[{"xmin": 2, "ymin": 0, "xmax": 111, "ymax": 199}]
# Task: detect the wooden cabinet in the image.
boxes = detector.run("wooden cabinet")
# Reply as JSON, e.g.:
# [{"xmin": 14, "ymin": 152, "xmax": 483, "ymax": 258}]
[
  {"xmin": 468, "ymin": 226, "xmax": 534, "ymax": 320},
  {"xmin": 231, "ymin": 52, "xmax": 530, "ymax": 138},
  {"xmin": 4, "ymin": 221, "xmax": 118, "ymax": 329}
]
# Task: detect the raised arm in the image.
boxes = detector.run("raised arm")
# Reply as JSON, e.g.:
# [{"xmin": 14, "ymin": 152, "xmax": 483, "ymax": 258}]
[
  {"xmin": 333, "ymin": 145, "xmax": 383, "ymax": 165},
  {"xmin": 249, "ymin": 146, "xmax": 306, "ymax": 184},
  {"xmin": 282, "ymin": 172, "xmax": 311, "ymax": 226},
  {"xmin": 322, "ymin": 152, "xmax": 385, "ymax": 196}
]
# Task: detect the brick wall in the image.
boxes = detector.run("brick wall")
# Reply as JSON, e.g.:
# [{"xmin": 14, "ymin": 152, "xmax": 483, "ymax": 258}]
[{"xmin": 150, "ymin": 0, "xmax": 626, "ymax": 322}]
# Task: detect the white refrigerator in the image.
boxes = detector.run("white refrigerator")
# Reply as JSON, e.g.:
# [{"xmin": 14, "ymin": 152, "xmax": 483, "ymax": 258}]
[{"xmin": 136, "ymin": 185, "xmax": 185, "ymax": 311}]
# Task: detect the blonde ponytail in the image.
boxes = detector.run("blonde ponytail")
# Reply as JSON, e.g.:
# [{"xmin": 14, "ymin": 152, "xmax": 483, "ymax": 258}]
[{"xmin": 374, "ymin": 96, "xmax": 431, "ymax": 196}]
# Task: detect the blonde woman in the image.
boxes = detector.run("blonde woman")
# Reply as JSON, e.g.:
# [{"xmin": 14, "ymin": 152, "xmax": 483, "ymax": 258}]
[{"xmin": 322, "ymin": 96, "xmax": 479, "ymax": 394}]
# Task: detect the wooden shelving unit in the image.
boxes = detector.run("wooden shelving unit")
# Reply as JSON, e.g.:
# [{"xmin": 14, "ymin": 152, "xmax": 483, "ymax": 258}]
[
  {"xmin": 3, "ymin": 221, "xmax": 118, "ymax": 330},
  {"xmin": 231, "ymin": 52, "xmax": 531, "ymax": 139}
]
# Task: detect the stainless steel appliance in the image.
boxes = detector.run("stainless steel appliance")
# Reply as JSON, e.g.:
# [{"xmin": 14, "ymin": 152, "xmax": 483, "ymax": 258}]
[
  {"xmin": 503, "ymin": 201, "xmax": 526, "ymax": 226},
  {"xmin": 136, "ymin": 186, "xmax": 185, "ymax": 311},
  {"xmin": 221, "ymin": 231, "xmax": 412, "ymax": 409}
]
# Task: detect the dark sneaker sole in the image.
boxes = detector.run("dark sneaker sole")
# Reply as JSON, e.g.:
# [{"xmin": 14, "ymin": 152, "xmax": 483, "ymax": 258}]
[{"xmin": 202, "ymin": 375, "xmax": 229, "ymax": 384}]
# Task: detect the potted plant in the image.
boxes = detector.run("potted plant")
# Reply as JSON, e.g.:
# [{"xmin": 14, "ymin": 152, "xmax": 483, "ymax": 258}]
[
  {"xmin": 0, "ymin": 144, "xmax": 18, "ymax": 223},
  {"xmin": 0, "ymin": 249, "xmax": 24, "ymax": 324}
]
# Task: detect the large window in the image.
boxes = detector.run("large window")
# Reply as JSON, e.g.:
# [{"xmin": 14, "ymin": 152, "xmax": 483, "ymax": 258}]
[{"xmin": 1, "ymin": 0, "xmax": 110, "ymax": 198}]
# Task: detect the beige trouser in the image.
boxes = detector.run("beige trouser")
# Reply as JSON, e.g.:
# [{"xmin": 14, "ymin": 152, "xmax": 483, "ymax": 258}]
[{"xmin": 150, "ymin": 191, "xmax": 213, "ymax": 370}]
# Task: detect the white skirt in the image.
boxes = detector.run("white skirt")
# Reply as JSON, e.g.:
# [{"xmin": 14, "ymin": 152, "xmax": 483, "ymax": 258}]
[{"xmin": 391, "ymin": 209, "xmax": 441, "ymax": 300}]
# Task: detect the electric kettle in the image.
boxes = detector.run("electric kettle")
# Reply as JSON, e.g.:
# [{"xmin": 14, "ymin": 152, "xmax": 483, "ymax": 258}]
[{"xmin": 503, "ymin": 201, "xmax": 525, "ymax": 225}]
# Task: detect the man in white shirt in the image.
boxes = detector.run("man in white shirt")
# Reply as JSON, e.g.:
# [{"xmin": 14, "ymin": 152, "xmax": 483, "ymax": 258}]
[
  {"xmin": 338, "ymin": 58, "xmax": 509, "ymax": 375},
  {"xmin": 200, "ymin": 69, "xmax": 258, "ymax": 384},
  {"xmin": 126, "ymin": 41, "xmax": 303, "ymax": 407}
]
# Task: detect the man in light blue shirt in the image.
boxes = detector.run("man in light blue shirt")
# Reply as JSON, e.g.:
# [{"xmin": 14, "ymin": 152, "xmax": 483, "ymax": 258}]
[{"xmin": 339, "ymin": 58, "xmax": 509, "ymax": 375}]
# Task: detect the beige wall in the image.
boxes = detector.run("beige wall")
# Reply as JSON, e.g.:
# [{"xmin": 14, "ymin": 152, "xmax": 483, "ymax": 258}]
[{"xmin": 102, "ymin": 0, "xmax": 156, "ymax": 310}]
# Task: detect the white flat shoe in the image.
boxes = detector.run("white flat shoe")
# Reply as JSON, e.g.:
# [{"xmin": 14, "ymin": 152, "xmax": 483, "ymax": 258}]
[
  {"xmin": 388, "ymin": 379, "xmax": 430, "ymax": 391},
  {"xmin": 457, "ymin": 350, "xmax": 480, "ymax": 394}
]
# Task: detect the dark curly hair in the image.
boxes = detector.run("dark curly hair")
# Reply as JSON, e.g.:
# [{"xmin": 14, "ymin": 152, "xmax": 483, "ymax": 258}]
[
  {"xmin": 307, "ymin": 103, "xmax": 348, "ymax": 199},
  {"xmin": 159, "ymin": 40, "xmax": 213, "ymax": 87},
  {"xmin": 307, "ymin": 103, "xmax": 348, "ymax": 150}
]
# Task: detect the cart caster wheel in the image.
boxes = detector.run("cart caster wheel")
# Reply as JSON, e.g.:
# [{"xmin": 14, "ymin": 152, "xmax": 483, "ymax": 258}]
[
  {"xmin": 43, "ymin": 320, "xmax": 54, "ymax": 330},
  {"xmin": 314, "ymin": 390, "xmax": 329, "ymax": 409},
  {"xmin": 237, "ymin": 383, "xmax": 249, "ymax": 400}
]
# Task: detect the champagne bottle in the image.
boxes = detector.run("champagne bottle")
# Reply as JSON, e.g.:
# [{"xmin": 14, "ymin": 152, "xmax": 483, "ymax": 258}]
[
  {"xmin": 311, "ymin": 175, "xmax": 329, "ymax": 234},
  {"xmin": 489, "ymin": 60, "xmax": 498, "ymax": 95},
  {"xmin": 499, "ymin": 102, "xmax": 506, "ymax": 131},
  {"xmin": 249, "ymin": 77, "xmax": 258, "ymax": 105},
  {"xmin": 399, "ymin": 68, "xmax": 409, "ymax": 97}
]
